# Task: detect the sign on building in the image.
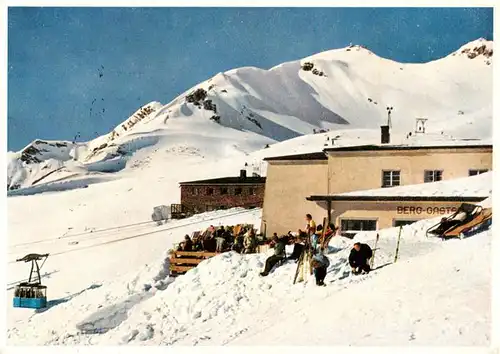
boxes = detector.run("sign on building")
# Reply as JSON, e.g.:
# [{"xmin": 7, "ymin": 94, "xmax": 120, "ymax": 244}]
[{"xmin": 396, "ymin": 206, "xmax": 458, "ymax": 215}]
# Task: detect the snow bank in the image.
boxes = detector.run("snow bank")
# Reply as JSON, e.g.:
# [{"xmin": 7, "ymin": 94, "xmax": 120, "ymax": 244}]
[
  {"xmin": 232, "ymin": 228, "xmax": 491, "ymax": 345},
  {"xmin": 6, "ymin": 192, "xmax": 492, "ymax": 346}
]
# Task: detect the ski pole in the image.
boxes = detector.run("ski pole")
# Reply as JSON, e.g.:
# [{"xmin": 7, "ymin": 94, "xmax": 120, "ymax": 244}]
[{"xmin": 394, "ymin": 226, "xmax": 402, "ymax": 263}]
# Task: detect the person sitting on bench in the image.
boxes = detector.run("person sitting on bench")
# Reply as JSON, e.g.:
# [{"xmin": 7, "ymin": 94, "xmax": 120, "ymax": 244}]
[{"xmin": 260, "ymin": 235, "xmax": 287, "ymax": 276}]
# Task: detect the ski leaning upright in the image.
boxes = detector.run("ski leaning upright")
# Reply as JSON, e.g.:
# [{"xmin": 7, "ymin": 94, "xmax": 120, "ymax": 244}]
[
  {"xmin": 293, "ymin": 249, "xmax": 305, "ymax": 284},
  {"xmin": 394, "ymin": 226, "xmax": 403, "ymax": 263},
  {"xmin": 370, "ymin": 233, "xmax": 380, "ymax": 269}
]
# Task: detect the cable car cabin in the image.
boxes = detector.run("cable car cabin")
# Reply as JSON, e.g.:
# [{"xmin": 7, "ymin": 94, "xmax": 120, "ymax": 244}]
[
  {"xmin": 13, "ymin": 253, "xmax": 49, "ymax": 309},
  {"xmin": 13, "ymin": 284, "xmax": 47, "ymax": 309}
]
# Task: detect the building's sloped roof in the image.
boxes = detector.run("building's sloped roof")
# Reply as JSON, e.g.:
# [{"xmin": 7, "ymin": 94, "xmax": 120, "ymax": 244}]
[
  {"xmin": 180, "ymin": 176, "xmax": 266, "ymax": 185},
  {"xmin": 324, "ymin": 143, "xmax": 492, "ymax": 153},
  {"xmin": 308, "ymin": 171, "xmax": 491, "ymax": 202},
  {"xmin": 263, "ymin": 140, "xmax": 492, "ymax": 162},
  {"xmin": 263, "ymin": 152, "xmax": 327, "ymax": 161}
]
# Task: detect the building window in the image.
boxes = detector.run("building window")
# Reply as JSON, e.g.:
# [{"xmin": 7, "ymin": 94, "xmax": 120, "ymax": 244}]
[
  {"xmin": 340, "ymin": 219, "xmax": 377, "ymax": 238},
  {"xmin": 207, "ymin": 187, "xmax": 214, "ymax": 195},
  {"xmin": 248, "ymin": 187, "xmax": 256, "ymax": 195},
  {"xmin": 382, "ymin": 170, "xmax": 400, "ymax": 188},
  {"xmin": 393, "ymin": 220, "xmax": 417, "ymax": 227},
  {"xmin": 220, "ymin": 187, "xmax": 228, "ymax": 195},
  {"xmin": 235, "ymin": 187, "xmax": 242, "ymax": 195},
  {"xmin": 469, "ymin": 169, "xmax": 488, "ymax": 176},
  {"xmin": 424, "ymin": 170, "xmax": 443, "ymax": 183},
  {"xmin": 193, "ymin": 188, "xmax": 199, "ymax": 196}
]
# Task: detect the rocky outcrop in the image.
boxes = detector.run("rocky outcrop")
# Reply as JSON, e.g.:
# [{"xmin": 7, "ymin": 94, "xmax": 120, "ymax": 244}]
[
  {"xmin": 461, "ymin": 44, "xmax": 493, "ymax": 59},
  {"xmin": 301, "ymin": 62, "xmax": 326, "ymax": 77},
  {"xmin": 186, "ymin": 88, "xmax": 221, "ymax": 124}
]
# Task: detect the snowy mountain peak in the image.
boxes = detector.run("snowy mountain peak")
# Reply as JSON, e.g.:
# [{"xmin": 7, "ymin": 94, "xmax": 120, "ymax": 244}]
[{"xmin": 7, "ymin": 39, "xmax": 493, "ymax": 192}]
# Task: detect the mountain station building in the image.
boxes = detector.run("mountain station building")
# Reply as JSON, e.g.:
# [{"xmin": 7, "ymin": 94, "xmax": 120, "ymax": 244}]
[
  {"xmin": 179, "ymin": 170, "xmax": 266, "ymax": 214},
  {"xmin": 261, "ymin": 134, "xmax": 492, "ymax": 237}
]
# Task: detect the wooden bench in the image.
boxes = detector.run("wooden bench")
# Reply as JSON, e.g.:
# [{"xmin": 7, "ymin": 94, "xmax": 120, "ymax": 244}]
[
  {"xmin": 257, "ymin": 244, "xmax": 270, "ymax": 254},
  {"xmin": 169, "ymin": 251, "xmax": 218, "ymax": 276}
]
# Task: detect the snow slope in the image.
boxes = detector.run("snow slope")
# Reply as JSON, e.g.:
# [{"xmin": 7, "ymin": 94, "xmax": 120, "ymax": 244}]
[
  {"xmin": 7, "ymin": 38, "xmax": 493, "ymax": 191},
  {"xmin": 6, "ymin": 212, "xmax": 491, "ymax": 345}
]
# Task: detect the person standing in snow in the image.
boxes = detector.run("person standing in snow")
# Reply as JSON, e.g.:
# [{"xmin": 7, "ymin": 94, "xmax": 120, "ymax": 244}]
[
  {"xmin": 305, "ymin": 214, "xmax": 317, "ymax": 236},
  {"xmin": 310, "ymin": 248, "xmax": 330, "ymax": 286},
  {"xmin": 260, "ymin": 235, "xmax": 287, "ymax": 276},
  {"xmin": 215, "ymin": 231, "xmax": 226, "ymax": 253},
  {"xmin": 312, "ymin": 224, "xmax": 323, "ymax": 250},
  {"xmin": 303, "ymin": 214, "xmax": 317, "ymax": 251},
  {"xmin": 349, "ymin": 242, "xmax": 373, "ymax": 275},
  {"xmin": 243, "ymin": 228, "xmax": 257, "ymax": 254}
]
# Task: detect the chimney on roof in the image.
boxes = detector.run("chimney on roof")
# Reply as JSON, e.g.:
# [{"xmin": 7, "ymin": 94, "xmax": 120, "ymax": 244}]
[
  {"xmin": 381, "ymin": 125, "xmax": 390, "ymax": 144},
  {"xmin": 240, "ymin": 169, "xmax": 247, "ymax": 178}
]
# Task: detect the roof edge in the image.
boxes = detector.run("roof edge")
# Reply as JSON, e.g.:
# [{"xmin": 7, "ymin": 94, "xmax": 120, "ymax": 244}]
[
  {"xmin": 323, "ymin": 144, "xmax": 493, "ymax": 153},
  {"xmin": 180, "ymin": 177, "xmax": 267, "ymax": 185},
  {"xmin": 263, "ymin": 152, "xmax": 327, "ymax": 161},
  {"xmin": 307, "ymin": 195, "xmax": 487, "ymax": 202}
]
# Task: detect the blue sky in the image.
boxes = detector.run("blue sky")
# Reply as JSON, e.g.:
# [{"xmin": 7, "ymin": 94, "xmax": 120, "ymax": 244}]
[{"xmin": 8, "ymin": 7, "xmax": 493, "ymax": 151}]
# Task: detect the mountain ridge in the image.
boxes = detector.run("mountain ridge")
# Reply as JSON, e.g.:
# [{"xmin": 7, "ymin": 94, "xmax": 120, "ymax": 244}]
[{"xmin": 7, "ymin": 38, "xmax": 493, "ymax": 191}]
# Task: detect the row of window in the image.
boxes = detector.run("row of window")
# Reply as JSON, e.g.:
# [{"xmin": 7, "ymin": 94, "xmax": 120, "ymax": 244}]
[
  {"xmin": 189, "ymin": 186, "xmax": 257, "ymax": 196},
  {"xmin": 382, "ymin": 169, "xmax": 488, "ymax": 188},
  {"xmin": 340, "ymin": 219, "xmax": 416, "ymax": 237}
]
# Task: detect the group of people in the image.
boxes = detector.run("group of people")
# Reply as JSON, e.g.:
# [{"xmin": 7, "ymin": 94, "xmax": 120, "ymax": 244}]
[
  {"xmin": 176, "ymin": 225, "xmax": 259, "ymax": 254},
  {"xmin": 176, "ymin": 215, "xmax": 376, "ymax": 285},
  {"xmin": 259, "ymin": 214, "xmax": 375, "ymax": 285},
  {"xmin": 259, "ymin": 214, "xmax": 335, "ymax": 286}
]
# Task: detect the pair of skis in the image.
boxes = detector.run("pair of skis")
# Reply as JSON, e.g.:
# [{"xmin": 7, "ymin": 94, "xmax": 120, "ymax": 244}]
[
  {"xmin": 369, "ymin": 225, "xmax": 403, "ymax": 269},
  {"xmin": 293, "ymin": 217, "xmax": 327, "ymax": 284}
]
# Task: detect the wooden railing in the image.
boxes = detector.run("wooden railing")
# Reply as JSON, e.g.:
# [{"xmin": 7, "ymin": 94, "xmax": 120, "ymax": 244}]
[{"xmin": 169, "ymin": 251, "xmax": 217, "ymax": 276}]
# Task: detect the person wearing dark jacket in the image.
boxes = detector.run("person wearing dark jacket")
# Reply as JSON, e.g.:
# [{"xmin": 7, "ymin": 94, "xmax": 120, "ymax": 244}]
[
  {"xmin": 202, "ymin": 233, "xmax": 217, "ymax": 253},
  {"xmin": 288, "ymin": 232, "xmax": 306, "ymax": 261},
  {"xmin": 260, "ymin": 235, "xmax": 287, "ymax": 276},
  {"xmin": 349, "ymin": 242, "xmax": 373, "ymax": 274},
  {"xmin": 182, "ymin": 235, "xmax": 193, "ymax": 251},
  {"xmin": 311, "ymin": 248, "xmax": 330, "ymax": 286}
]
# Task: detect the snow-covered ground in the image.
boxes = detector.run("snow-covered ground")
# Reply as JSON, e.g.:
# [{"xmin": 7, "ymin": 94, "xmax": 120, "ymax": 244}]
[
  {"xmin": 6, "ymin": 207, "xmax": 491, "ymax": 345},
  {"xmin": 6, "ymin": 38, "xmax": 493, "ymax": 346}
]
